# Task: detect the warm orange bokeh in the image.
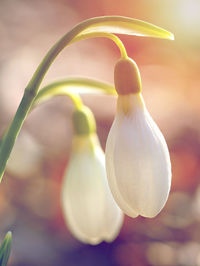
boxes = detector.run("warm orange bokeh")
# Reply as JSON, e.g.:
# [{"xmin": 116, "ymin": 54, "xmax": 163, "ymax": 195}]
[{"xmin": 0, "ymin": 0, "xmax": 200, "ymax": 265}]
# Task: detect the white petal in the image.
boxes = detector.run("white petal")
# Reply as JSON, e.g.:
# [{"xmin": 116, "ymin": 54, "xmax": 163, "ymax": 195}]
[
  {"xmin": 106, "ymin": 94, "xmax": 171, "ymax": 218},
  {"xmin": 62, "ymin": 135, "xmax": 123, "ymax": 244},
  {"xmin": 106, "ymin": 127, "xmax": 139, "ymax": 218}
]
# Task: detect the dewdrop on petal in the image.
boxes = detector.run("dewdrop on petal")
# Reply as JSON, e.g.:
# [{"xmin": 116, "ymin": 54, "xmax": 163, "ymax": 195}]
[
  {"xmin": 61, "ymin": 105, "xmax": 123, "ymax": 245},
  {"xmin": 105, "ymin": 57, "xmax": 172, "ymax": 218}
]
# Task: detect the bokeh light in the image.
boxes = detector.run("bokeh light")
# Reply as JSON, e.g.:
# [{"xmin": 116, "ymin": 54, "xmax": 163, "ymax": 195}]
[{"xmin": 0, "ymin": 0, "xmax": 200, "ymax": 265}]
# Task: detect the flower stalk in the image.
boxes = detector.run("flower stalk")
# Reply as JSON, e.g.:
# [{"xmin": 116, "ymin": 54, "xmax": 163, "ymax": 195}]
[{"xmin": 0, "ymin": 16, "xmax": 173, "ymax": 181}]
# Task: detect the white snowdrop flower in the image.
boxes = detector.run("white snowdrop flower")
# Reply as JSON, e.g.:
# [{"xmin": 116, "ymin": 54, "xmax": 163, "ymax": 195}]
[
  {"xmin": 62, "ymin": 106, "xmax": 123, "ymax": 245},
  {"xmin": 105, "ymin": 57, "xmax": 172, "ymax": 218}
]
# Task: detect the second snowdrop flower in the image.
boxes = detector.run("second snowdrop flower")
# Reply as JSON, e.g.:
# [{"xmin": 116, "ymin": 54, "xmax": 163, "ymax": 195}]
[
  {"xmin": 62, "ymin": 105, "xmax": 123, "ymax": 245},
  {"xmin": 106, "ymin": 57, "xmax": 172, "ymax": 218}
]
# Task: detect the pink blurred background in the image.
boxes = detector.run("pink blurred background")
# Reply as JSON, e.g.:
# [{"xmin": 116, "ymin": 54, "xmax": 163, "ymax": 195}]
[{"xmin": 1, "ymin": 0, "xmax": 200, "ymax": 265}]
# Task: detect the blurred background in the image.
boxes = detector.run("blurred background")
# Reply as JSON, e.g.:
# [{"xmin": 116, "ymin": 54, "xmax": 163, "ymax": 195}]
[{"xmin": 0, "ymin": 0, "xmax": 200, "ymax": 265}]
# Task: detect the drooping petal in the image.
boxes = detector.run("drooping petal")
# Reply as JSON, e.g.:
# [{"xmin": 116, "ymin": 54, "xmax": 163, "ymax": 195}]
[
  {"xmin": 106, "ymin": 94, "xmax": 171, "ymax": 218},
  {"xmin": 106, "ymin": 127, "xmax": 139, "ymax": 218},
  {"xmin": 62, "ymin": 135, "xmax": 123, "ymax": 245}
]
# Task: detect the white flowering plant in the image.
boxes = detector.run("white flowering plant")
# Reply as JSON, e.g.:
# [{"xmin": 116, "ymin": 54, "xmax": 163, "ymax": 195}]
[{"xmin": 0, "ymin": 16, "xmax": 174, "ymax": 253}]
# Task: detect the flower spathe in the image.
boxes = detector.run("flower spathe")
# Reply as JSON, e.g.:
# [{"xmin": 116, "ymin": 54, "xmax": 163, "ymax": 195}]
[
  {"xmin": 62, "ymin": 107, "xmax": 123, "ymax": 245},
  {"xmin": 105, "ymin": 57, "xmax": 172, "ymax": 218}
]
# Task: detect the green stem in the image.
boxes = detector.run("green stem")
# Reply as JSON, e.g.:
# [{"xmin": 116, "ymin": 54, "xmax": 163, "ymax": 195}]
[
  {"xmin": 0, "ymin": 91, "xmax": 34, "ymax": 177},
  {"xmin": 26, "ymin": 17, "xmax": 128, "ymax": 93},
  {"xmin": 33, "ymin": 77, "xmax": 116, "ymax": 107},
  {"xmin": 0, "ymin": 17, "xmax": 127, "ymax": 181},
  {"xmin": 71, "ymin": 32, "xmax": 127, "ymax": 58},
  {"xmin": 34, "ymin": 84, "xmax": 83, "ymax": 110}
]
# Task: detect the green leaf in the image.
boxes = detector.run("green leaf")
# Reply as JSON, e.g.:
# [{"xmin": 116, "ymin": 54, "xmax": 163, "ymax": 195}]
[{"xmin": 0, "ymin": 232, "xmax": 12, "ymax": 266}]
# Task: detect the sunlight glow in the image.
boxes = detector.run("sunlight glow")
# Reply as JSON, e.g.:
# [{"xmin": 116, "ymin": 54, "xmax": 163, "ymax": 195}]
[{"xmin": 181, "ymin": 0, "xmax": 200, "ymax": 26}]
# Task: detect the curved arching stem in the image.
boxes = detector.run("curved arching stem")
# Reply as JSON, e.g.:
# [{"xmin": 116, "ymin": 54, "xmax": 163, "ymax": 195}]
[
  {"xmin": 34, "ymin": 86, "xmax": 83, "ymax": 110},
  {"xmin": 0, "ymin": 20, "xmax": 126, "ymax": 181},
  {"xmin": 71, "ymin": 32, "xmax": 127, "ymax": 59},
  {"xmin": 27, "ymin": 17, "xmax": 129, "ymax": 94},
  {"xmin": 33, "ymin": 77, "xmax": 116, "ymax": 107},
  {"xmin": 0, "ymin": 15, "xmax": 174, "ymax": 181}
]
